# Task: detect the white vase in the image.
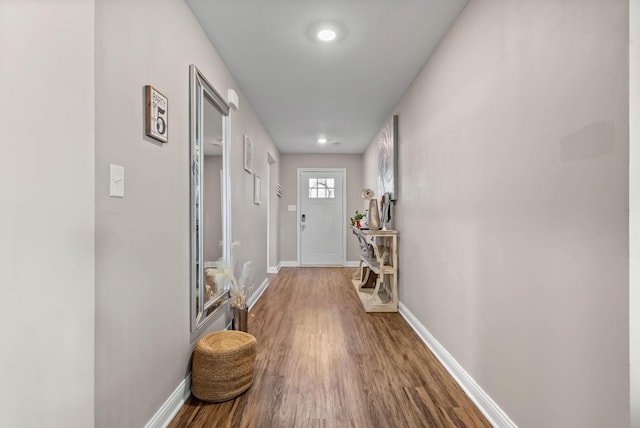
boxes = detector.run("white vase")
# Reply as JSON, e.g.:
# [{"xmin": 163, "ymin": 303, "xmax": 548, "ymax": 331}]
[{"xmin": 368, "ymin": 199, "xmax": 380, "ymax": 230}]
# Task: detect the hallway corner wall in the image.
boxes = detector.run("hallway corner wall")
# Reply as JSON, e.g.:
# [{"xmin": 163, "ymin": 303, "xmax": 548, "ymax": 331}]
[
  {"xmin": 0, "ymin": 1, "xmax": 96, "ymax": 427},
  {"xmin": 278, "ymin": 154, "xmax": 363, "ymax": 263}
]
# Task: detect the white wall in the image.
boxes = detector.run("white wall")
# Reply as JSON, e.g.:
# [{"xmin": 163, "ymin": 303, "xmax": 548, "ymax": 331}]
[
  {"xmin": 204, "ymin": 155, "xmax": 223, "ymax": 262},
  {"xmin": 227, "ymin": 127, "xmax": 280, "ymax": 288},
  {"xmin": 362, "ymin": 140, "xmax": 379, "ymax": 202},
  {"xmin": 630, "ymin": 0, "xmax": 640, "ymax": 425},
  {"xmin": 94, "ymin": 0, "xmax": 278, "ymax": 426},
  {"xmin": 279, "ymin": 154, "xmax": 363, "ymax": 263},
  {"xmin": 364, "ymin": 1, "xmax": 629, "ymax": 426},
  {"xmin": 0, "ymin": 1, "xmax": 95, "ymax": 427}
]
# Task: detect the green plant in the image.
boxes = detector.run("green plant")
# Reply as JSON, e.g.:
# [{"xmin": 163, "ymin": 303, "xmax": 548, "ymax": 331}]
[{"xmin": 350, "ymin": 209, "xmax": 367, "ymax": 226}]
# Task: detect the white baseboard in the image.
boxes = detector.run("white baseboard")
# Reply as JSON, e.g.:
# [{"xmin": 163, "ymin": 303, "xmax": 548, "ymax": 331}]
[
  {"xmin": 398, "ymin": 301, "xmax": 517, "ymax": 428},
  {"xmin": 267, "ymin": 262, "xmax": 282, "ymax": 274},
  {"xmin": 279, "ymin": 261, "xmax": 299, "ymax": 268},
  {"xmin": 146, "ymin": 278, "xmax": 271, "ymax": 428},
  {"xmin": 144, "ymin": 375, "xmax": 191, "ymax": 428},
  {"xmin": 279, "ymin": 261, "xmax": 359, "ymax": 268},
  {"xmin": 248, "ymin": 277, "xmax": 269, "ymax": 310}
]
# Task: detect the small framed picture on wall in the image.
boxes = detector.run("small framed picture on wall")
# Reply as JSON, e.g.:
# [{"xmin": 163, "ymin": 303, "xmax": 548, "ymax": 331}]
[
  {"xmin": 254, "ymin": 174, "xmax": 261, "ymax": 205},
  {"xmin": 144, "ymin": 85, "xmax": 168, "ymax": 143},
  {"xmin": 244, "ymin": 135, "xmax": 253, "ymax": 173}
]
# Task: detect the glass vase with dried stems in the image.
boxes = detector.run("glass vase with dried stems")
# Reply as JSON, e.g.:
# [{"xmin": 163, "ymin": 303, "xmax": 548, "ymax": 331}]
[{"xmin": 210, "ymin": 242, "xmax": 253, "ymax": 331}]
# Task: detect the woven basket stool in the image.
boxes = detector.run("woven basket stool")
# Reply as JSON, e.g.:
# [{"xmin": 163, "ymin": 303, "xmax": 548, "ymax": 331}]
[{"xmin": 192, "ymin": 331, "xmax": 257, "ymax": 402}]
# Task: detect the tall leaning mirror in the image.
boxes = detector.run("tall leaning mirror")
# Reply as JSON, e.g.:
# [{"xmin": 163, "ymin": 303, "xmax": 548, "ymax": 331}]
[{"xmin": 190, "ymin": 64, "xmax": 231, "ymax": 334}]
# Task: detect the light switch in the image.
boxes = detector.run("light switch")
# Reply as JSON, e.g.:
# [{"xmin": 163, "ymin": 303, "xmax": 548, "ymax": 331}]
[
  {"xmin": 288, "ymin": 204, "xmax": 297, "ymax": 212},
  {"xmin": 110, "ymin": 164, "xmax": 124, "ymax": 198}
]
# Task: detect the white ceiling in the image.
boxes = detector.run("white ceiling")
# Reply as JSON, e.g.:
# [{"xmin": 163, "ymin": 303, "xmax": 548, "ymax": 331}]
[{"xmin": 187, "ymin": 0, "xmax": 468, "ymax": 154}]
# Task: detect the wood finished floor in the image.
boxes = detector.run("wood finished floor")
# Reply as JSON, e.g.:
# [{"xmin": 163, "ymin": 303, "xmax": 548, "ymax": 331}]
[{"xmin": 169, "ymin": 267, "xmax": 491, "ymax": 428}]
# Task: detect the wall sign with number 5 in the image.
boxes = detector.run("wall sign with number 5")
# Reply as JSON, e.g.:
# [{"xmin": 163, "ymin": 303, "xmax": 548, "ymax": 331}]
[{"xmin": 145, "ymin": 85, "xmax": 168, "ymax": 143}]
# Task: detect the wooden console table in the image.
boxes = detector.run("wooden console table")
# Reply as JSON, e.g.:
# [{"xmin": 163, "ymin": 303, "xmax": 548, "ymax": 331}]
[{"xmin": 350, "ymin": 226, "xmax": 398, "ymax": 312}]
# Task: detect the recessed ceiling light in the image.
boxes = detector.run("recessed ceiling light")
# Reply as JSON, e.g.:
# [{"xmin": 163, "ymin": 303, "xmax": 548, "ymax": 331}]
[
  {"xmin": 306, "ymin": 21, "xmax": 346, "ymax": 44},
  {"xmin": 317, "ymin": 137, "xmax": 328, "ymax": 144},
  {"xmin": 317, "ymin": 29, "xmax": 337, "ymax": 42}
]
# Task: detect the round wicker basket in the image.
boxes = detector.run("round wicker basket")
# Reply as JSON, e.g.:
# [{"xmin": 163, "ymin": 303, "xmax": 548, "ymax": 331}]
[{"xmin": 192, "ymin": 330, "xmax": 257, "ymax": 402}]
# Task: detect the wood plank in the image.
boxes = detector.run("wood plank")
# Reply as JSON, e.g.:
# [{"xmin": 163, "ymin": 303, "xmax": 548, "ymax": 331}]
[{"xmin": 169, "ymin": 267, "xmax": 490, "ymax": 428}]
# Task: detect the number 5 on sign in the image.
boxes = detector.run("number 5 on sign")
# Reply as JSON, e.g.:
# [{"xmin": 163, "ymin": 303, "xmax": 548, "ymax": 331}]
[{"xmin": 145, "ymin": 85, "xmax": 168, "ymax": 143}]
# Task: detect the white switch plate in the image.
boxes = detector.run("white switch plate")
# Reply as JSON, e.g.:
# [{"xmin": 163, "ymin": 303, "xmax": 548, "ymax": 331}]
[
  {"xmin": 110, "ymin": 164, "xmax": 124, "ymax": 198},
  {"xmin": 288, "ymin": 204, "xmax": 297, "ymax": 212}
]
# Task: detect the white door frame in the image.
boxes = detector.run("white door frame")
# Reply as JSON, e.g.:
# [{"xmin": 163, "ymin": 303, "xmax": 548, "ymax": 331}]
[
  {"xmin": 266, "ymin": 152, "xmax": 277, "ymax": 273},
  {"xmin": 296, "ymin": 167, "xmax": 347, "ymax": 266}
]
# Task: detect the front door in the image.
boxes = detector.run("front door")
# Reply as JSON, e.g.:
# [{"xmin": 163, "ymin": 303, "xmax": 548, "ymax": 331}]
[{"xmin": 299, "ymin": 169, "xmax": 344, "ymax": 265}]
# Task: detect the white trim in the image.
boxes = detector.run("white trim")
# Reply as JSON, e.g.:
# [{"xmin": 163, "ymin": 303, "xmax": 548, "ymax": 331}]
[
  {"xmin": 279, "ymin": 261, "xmax": 300, "ymax": 268},
  {"xmin": 296, "ymin": 169, "xmax": 301, "ymax": 264},
  {"xmin": 630, "ymin": 1, "xmax": 640, "ymax": 425},
  {"xmin": 266, "ymin": 160, "xmax": 271, "ymax": 273},
  {"xmin": 343, "ymin": 261, "xmax": 360, "ymax": 267},
  {"xmin": 296, "ymin": 168, "xmax": 347, "ymax": 266},
  {"xmin": 267, "ymin": 266, "xmax": 279, "ymax": 274},
  {"xmin": 398, "ymin": 301, "xmax": 517, "ymax": 428},
  {"xmin": 248, "ymin": 277, "xmax": 269, "ymax": 310},
  {"xmin": 144, "ymin": 375, "xmax": 192, "ymax": 428},
  {"xmin": 266, "ymin": 153, "xmax": 277, "ymax": 274}
]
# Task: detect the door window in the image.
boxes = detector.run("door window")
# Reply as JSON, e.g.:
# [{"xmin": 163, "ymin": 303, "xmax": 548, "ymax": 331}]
[{"xmin": 308, "ymin": 178, "xmax": 335, "ymax": 199}]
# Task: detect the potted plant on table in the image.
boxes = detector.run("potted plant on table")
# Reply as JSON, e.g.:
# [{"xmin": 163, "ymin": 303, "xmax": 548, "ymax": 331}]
[{"xmin": 350, "ymin": 209, "xmax": 367, "ymax": 228}]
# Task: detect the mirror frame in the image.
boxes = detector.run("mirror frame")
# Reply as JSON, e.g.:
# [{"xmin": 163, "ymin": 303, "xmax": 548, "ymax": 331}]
[{"xmin": 189, "ymin": 64, "xmax": 231, "ymax": 334}]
